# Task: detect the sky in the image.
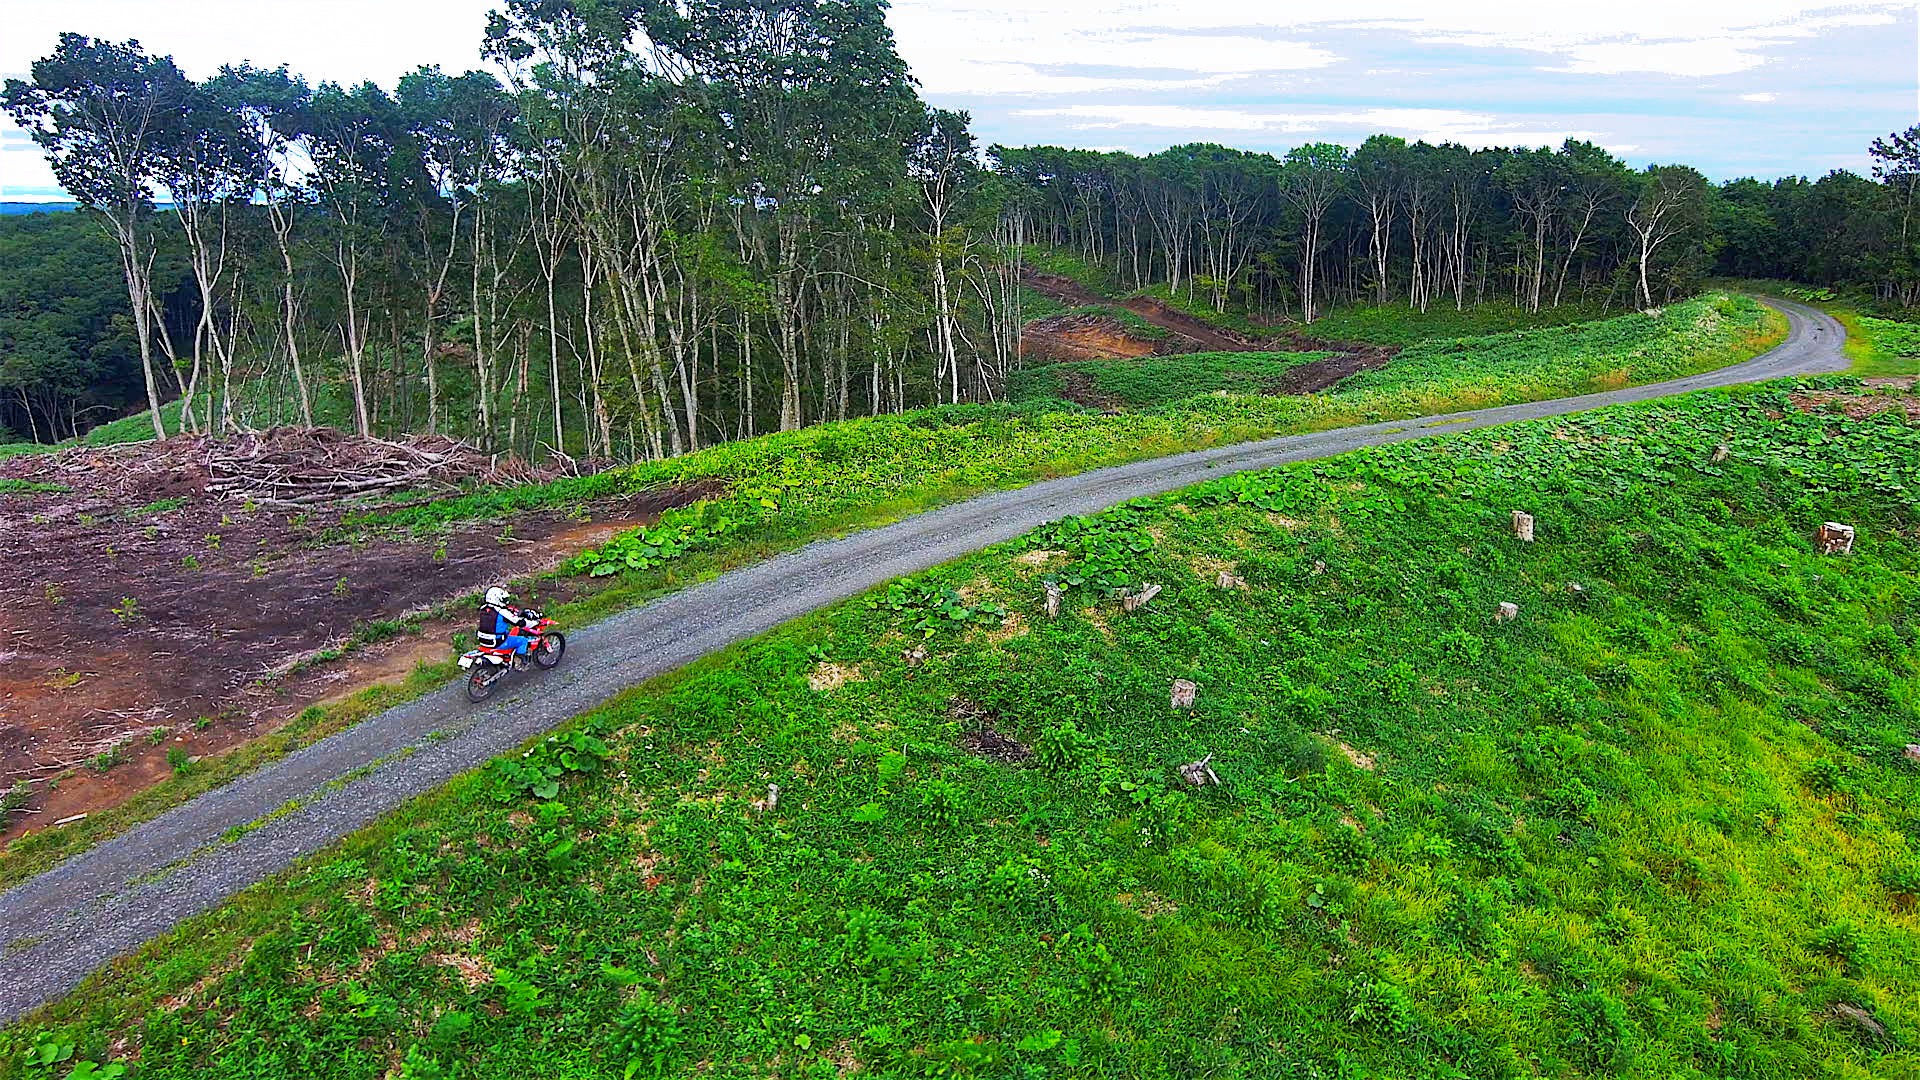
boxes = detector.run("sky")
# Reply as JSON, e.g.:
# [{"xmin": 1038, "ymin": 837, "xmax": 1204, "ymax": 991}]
[{"xmin": 2, "ymin": 0, "xmax": 1916, "ymax": 200}]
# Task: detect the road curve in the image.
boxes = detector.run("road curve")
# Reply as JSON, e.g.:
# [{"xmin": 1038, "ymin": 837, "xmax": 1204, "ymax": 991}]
[{"xmin": 0, "ymin": 298, "xmax": 1848, "ymax": 1025}]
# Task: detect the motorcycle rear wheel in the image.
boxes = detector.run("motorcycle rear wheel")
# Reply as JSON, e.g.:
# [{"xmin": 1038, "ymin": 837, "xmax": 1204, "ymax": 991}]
[
  {"xmin": 533, "ymin": 632, "xmax": 567, "ymax": 670},
  {"xmin": 466, "ymin": 665, "xmax": 504, "ymax": 703}
]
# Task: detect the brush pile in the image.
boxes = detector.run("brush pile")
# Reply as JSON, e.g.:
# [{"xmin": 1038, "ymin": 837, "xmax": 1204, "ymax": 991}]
[
  {"xmin": 4, "ymin": 427, "xmax": 554, "ymax": 510},
  {"xmin": 205, "ymin": 428, "xmax": 550, "ymax": 506}
]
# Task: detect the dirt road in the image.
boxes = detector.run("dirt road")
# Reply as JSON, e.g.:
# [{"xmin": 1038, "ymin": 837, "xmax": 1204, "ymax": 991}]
[{"xmin": 0, "ymin": 299, "xmax": 1849, "ymax": 1024}]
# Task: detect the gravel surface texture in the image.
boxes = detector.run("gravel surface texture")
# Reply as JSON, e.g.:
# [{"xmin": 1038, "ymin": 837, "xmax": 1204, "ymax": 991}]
[{"xmin": 0, "ymin": 298, "xmax": 1846, "ymax": 1024}]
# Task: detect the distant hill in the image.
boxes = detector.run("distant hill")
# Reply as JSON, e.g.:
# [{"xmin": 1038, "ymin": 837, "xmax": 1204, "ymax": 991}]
[{"xmin": 0, "ymin": 202, "xmax": 79, "ymax": 215}]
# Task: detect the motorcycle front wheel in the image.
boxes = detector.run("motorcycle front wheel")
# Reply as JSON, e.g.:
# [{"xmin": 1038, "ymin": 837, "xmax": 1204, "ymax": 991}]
[
  {"xmin": 466, "ymin": 664, "xmax": 504, "ymax": 703},
  {"xmin": 533, "ymin": 632, "xmax": 567, "ymax": 670}
]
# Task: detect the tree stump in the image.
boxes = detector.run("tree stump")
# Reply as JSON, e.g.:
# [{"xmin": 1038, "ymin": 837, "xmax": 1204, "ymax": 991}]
[
  {"xmin": 1511, "ymin": 511, "xmax": 1535, "ymax": 542},
  {"xmin": 1904, "ymin": 744, "xmax": 1920, "ymax": 764},
  {"xmin": 1495, "ymin": 602, "xmax": 1520, "ymax": 623},
  {"xmin": 1171, "ymin": 679, "xmax": 1198, "ymax": 709},
  {"xmin": 1122, "ymin": 583, "xmax": 1163, "ymax": 612},
  {"xmin": 1833, "ymin": 1004, "xmax": 1886, "ymax": 1039},
  {"xmin": 902, "ymin": 646, "xmax": 928, "ymax": 668},
  {"xmin": 1044, "ymin": 583, "xmax": 1063, "ymax": 619},
  {"xmin": 1710, "ymin": 444, "xmax": 1730, "ymax": 464},
  {"xmin": 1816, "ymin": 522, "xmax": 1856, "ymax": 555},
  {"xmin": 1215, "ymin": 571, "xmax": 1247, "ymax": 591},
  {"xmin": 751, "ymin": 784, "xmax": 780, "ymax": 815},
  {"xmin": 1179, "ymin": 753, "xmax": 1221, "ymax": 787}
]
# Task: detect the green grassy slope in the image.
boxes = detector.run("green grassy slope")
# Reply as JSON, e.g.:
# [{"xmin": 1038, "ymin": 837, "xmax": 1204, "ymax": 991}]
[
  {"xmin": 9, "ymin": 380, "xmax": 1916, "ymax": 1078},
  {"xmin": 1006, "ymin": 294, "xmax": 1776, "ymax": 416},
  {"xmin": 1309, "ymin": 301, "xmax": 1614, "ymax": 344},
  {"xmin": 0, "ymin": 294, "xmax": 1786, "ymax": 894},
  {"xmin": 1834, "ymin": 312, "xmax": 1920, "ymax": 378},
  {"xmin": 1006, "ymin": 351, "xmax": 1339, "ymax": 406}
]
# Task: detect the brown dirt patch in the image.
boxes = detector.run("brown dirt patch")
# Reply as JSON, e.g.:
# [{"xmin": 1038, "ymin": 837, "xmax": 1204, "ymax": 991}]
[
  {"xmin": 1023, "ymin": 271, "xmax": 1105, "ymax": 308},
  {"xmin": 1788, "ymin": 388, "xmax": 1920, "ymax": 421},
  {"xmin": 949, "ymin": 697, "xmax": 1031, "ymax": 765},
  {"xmin": 0, "ymin": 435, "xmax": 721, "ymax": 842},
  {"xmin": 807, "ymin": 662, "xmax": 864, "ymax": 693},
  {"xmin": 1022, "ymin": 312, "xmax": 1172, "ymax": 363},
  {"xmin": 1265, "ymin": 344, "xmax": 1398, "ymax": 394},
  {"xmin": 1118, "ymin": 295, "xmax": 1261, "ymax": 352}
]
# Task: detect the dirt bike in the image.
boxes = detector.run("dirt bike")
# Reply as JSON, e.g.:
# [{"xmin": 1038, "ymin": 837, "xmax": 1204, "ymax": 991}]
[{"xmin": 459, "ymin": 610, "xmax": 566, "ymax": 703}]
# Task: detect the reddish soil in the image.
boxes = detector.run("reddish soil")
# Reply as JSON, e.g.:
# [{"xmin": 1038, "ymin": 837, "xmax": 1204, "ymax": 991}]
[
  {"xmin": 0, "ymin": 436, "xmax": 717, "ymax": 839},
  {"xmin": 1116, "ymin": 296, "xmax": 1260, "ymax": 353},
  {"xmin": 1022, "ymin": 312, "xmax": 1172, "ymax": 362},
  {"xmin": 1790, "ymin": 379, "xmax": 1920, "ymax": 421},
  {"xmin": 1017, "ymin": 267, "xmax": 1394, "ymax": 393}
]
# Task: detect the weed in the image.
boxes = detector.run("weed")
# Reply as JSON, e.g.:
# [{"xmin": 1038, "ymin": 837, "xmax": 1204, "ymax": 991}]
[
  {"xmin": 333, "ymin": 576, "xmax": 350, "ymax": 599},
  {"xmin": 166, "ymin": 746, "xmax": 193, "ymax": 776},
  {"xmin": 127, "ymin": 497, "xmax": 186, "ymax": 519},
  {"xmin": 0, "ymin": 479, "xmax": 70, "ymax": 496},
  {"xmin": 42, "ymin": 582, "xmax": 62, "ymax": 606},
  {"xmin": 90, "ymin": 742, "xmax": 129, "ymax": 773},
  {"xmin": 109, "ymin": 597, "xmax": 139, "ymax": 625}
]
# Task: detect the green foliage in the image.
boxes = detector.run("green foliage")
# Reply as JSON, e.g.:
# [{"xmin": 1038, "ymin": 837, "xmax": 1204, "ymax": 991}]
[
  {"xmin": 1311, "ymin": 300, "xmax": 1610, "ymax": 344},
  {"xmin": 569, "ymin": 501, "xmax": 744, "ymax": 578},
  {"xmin": 1006, "ymin": 351, "xmax": 1335, "ymax": 407},
  {"xmin": 1846, "ymin": 314, "xmax": 1920, "ymax": 377},
  {"xmin": 870, "ymin": 577, "xmax": 1007, "ymax": 637},
  {"xmin": 125, "ymin": 497, "xmax": 186, "ymax": 519},
  {"xmin": 1027, "ymin": 506, "xmax": 1158, "ymax": 594},
  {"xmin": 0, "ymin": 479, "xmax": 69, "ymax": 495},
  {"xmin": 7, "ymin": 383, "xmax": 1917, "ymax": 1080},
  {"xmin": 488, "ymin": 721, "xmax": 616, "ymax": 802}
]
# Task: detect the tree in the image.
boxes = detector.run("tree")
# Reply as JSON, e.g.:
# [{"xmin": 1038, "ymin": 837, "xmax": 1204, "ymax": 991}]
[
  {"xmin": 1625, "ymin": 165, "xmax": 1707, "ymax": 308},
  {"xmin": 1280, "ymin": 143, "xmax": 1349, "ymax": 323},
  {"xmin": 3, "ymin": 35, "xmax": 191, "ymax": 440},
  {"xmin": 1349, "ymin": 135, "xmax": 1407, "ymax": 305}
]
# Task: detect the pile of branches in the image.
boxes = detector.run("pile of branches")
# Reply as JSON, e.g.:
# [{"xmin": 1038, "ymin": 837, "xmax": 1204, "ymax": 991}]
[{"xmin": 204, "ymin": 428, "xmax": 552, "ymax": 507}]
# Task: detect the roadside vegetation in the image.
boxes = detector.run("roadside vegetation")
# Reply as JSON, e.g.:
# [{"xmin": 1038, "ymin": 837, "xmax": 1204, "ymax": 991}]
[
  {"xmin": 1007, "ymin": 351, "xmax": 1339, "ymax": 407},
  {"xmin": 1308, "ymin": 300, "xmax": 1614, "ymax": 344},
  {"xmin": 1833, "ymin": 312, "xmax": 1920, "ymax": 378},
  {"xmin": 7, "ymin": 379, "xmax": 1914, "ymax": 1078},
  {"xmin": 0, "ymin": 295, "xmax": 1784, "ymax": 888}
]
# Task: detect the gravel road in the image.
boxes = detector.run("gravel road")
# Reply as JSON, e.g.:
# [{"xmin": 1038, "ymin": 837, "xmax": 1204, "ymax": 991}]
[{"xmin": 0, "ymin": 298, "xmax": 1847, "ymax": 1024}]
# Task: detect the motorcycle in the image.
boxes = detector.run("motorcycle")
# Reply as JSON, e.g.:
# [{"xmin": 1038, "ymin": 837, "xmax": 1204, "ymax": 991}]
[{"xmin": 459, "ymin": 609, "xmax": 567, "ymax": 702}]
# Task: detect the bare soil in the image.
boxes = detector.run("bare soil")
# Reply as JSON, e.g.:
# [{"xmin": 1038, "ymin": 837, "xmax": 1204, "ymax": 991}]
[
  {"xmin": 1790, "ymin": 378, "xmax": 1920, "ymax": 420},
  {"xmin": 0, "ymin": 434, "xmax": 716, "ymax": 838},
  {"xmin": 1021, "ymin": 312, "xmax": 1174, "ymax": 362},
  {"xmin": 1018, "ymin": 268, "xmax": 1396, "ymax": 393}
]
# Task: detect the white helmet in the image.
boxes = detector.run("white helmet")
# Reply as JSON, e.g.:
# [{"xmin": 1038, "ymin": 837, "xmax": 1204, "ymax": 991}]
[{"xmin": 485, "ymin": 586, "xmax": 512, "ymax": 607}]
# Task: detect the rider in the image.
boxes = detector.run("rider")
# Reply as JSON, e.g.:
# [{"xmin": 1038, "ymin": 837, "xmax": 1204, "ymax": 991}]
[{"xmin": 478, "ymin": 586, "xmax": 536, "ymax": 669}]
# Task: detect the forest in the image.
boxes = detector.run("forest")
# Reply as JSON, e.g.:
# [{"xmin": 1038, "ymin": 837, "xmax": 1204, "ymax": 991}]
[{"xmin": 2, "ymin": 0, "xmax": 1917, "ymax": 457}]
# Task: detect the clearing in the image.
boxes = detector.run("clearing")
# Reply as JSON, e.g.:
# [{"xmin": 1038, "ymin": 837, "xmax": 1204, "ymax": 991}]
[{"xmin": 0, "ymin": 430, "xmax": 714, "ymax": 839}]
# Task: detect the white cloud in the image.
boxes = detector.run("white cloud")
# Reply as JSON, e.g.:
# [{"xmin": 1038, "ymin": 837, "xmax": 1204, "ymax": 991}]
[
  {"xmin": 1015, "ymin": 104, "xmax": 1629, "ymax": 152},
  {"xmin": 1740, "ymin": 92, "xmax": 1779, "ymax": 102},
  {"xmin": 892, "ymin": 1, "xmax": 1908, "ymax": 82}
]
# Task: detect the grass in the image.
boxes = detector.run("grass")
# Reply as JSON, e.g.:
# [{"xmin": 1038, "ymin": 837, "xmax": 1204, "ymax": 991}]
[
  {"xmin": 1125, "ymin": 282, "xmax": 1279, "ymax": 339},
  {"xmin": 1310, "ymin": 300, "xmax": 1614, "ymax": 345},
  {"xmin": 1020, "ymin": 246, "xmax": 1124, "ymax": 296},
  {"xmin": 6, "ymin": 379, "xmax": 1915, "ymax": 1078},
  {"xmin": 1007, "ymin": 351, "xmax": 1339, "ymax": 406},
  {"xmin": 1832, "ymin": 311, "xmax": 1920, "ymax": 378},
  {"xmin": 0, "ymin": 293, "xmax": 1788, "ymax": 893}
]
